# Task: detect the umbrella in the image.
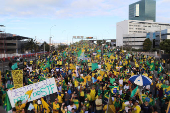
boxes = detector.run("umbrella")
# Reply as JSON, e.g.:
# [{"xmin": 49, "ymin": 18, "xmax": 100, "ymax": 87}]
[{"xmin": 129, "ymin": 75, "xmax": 152, "ymax": 86}]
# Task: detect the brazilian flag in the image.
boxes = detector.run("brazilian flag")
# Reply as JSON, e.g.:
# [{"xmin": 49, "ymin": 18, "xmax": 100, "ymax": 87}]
[
  {"xmin": 150, "ymin": 62, "xmax": 155, "ymax": 71},
  {"xmin": 158, "ymin": 63, "xmax": 163, "ymax": 74}
]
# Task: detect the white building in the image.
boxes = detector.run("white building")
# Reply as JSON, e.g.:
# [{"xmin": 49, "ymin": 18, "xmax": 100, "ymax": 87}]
[{"xmin": 116, "ymin": 20, "xmax": 170, "ymax": 48}]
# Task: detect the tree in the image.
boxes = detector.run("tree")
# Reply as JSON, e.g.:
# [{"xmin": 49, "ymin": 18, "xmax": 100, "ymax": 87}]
[
  {"xmin": 160, "ymin": 39, "xmax": 170, "ymax": 53},
  {"xmin": 24, "ymin": 39, "xmax": 39, "ymax": 53},
  {"xmin": 143, "ymin": 38, "xmax": 152, "ymax": 51},
  {"xmin": 40, "ymin": 42, "xmax": 50, "ymax": 52}
]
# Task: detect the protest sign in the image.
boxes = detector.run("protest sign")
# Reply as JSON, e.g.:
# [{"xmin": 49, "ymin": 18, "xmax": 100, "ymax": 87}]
[
  {"xmin": 7, "ymin": 77, "xmax": 58, "ymax": 108},
  {"xmin": 12, "ymin": 70, "xmax": 23, "ymax": 88}
]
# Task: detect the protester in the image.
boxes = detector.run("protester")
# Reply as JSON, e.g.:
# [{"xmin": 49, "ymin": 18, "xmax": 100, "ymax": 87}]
[{"xmin": 1, "ymin": 41, "xmax": 170, "ymax": 113}]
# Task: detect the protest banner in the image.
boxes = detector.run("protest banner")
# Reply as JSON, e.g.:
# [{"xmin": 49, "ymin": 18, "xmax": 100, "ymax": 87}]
[
  {"xmin": 12, "ymin": 70, "xmax": 23, "ymax": 88},
  {"xmin": 7, "ymin": 77, "xmax": 58, "ymax": 108}
]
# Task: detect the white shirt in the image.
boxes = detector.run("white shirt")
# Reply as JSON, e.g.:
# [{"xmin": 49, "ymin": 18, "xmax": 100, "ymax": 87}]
[
  {"xmin": 146, "ymin": 85, "xmax": 150, "ymax": 90},
  {"xmin": 119, "ymin": 79, "xmax": 123, "ymax": 85},
  {"xmin": 68, "ymin": 82, "xmax": 72, "ymax": 87},
  {"xmin": 67, "ymin": 105, "xmax": 77, "ymax": 112},
  {"xmin": 124, "ymin": 101, "xmax": 133, "ymax": 112},
  {"xmin": 124, "ymin": 85, "xmax": 129, "ymax": 90},
  {"xmin": 119, "ymin": 90, "xmax": 122, "ymax": 95}
]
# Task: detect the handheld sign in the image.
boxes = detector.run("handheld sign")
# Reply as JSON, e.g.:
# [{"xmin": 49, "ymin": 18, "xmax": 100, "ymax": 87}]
[{"xmin": 7, "ymin": 77, "xmax": 58, "ymax": 108}]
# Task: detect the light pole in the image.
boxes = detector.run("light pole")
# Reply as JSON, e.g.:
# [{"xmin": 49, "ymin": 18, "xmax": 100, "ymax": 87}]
[{"xmin": 50, "ymin": 25, "xmax": 56, "ymax": 52}]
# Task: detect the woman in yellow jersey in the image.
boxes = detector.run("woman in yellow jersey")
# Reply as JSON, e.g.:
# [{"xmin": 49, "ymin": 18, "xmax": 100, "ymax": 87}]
[
  {"xmin": 52, "ymin": 99, "xmax": 60, "ymax": 113},
  {"xmin": 132, "ymin": 101, "xmax": 141, "ymax": 113},
  {"xmin": 15, "ymin": 100, "xmax": 28, "ymax": 113}
]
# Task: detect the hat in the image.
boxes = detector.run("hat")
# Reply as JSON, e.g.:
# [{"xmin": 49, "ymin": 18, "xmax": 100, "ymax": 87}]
[
  {"xmin": 149, "ymin": 76, "xmax": 153, "ymax": 78},
  {"xmin": 113, "ymin": 83, "xmax": 117, "ymax": 86},
  {"xmin": 136, "ymin": 100, "xmax": 139, "ymax": 103},
  {"xmin": 38, "ymin": 100, "xmax": 41, "ymax": 104}
]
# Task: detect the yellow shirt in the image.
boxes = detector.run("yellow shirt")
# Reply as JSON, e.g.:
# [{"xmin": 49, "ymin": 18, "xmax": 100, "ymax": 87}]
[
  {"xmin": 33, "ymin": 104, "xmax": 38, "ymax": 111},
  {"xmin": 103, "ymin": 105, "xmax": 107, "ymax": 113},
  {"xmin": 134, "ymin": 105, "xmax": 141, "ymax": 113},
  {"xmin": 143, "ymin": 73, "xmax": 148, "ymax": 77},
  {"xmin": 86, "ymin": 94, "xmax": 92, "ymax": 101},
  {"xmin": 80, "ymin": 91, "xmax": 85, "ymax": 97},
  {"xmin": 90, "ymin": 89, "xmax": 96, "ymax": 101},
  {"xmin": 82, "ymin": 76, "xmax": 87, "ymax": 83},
  {"xmin": 72, "ymin": 73, "xmax": 76, "ymax": 78},
  {"xmin": 16, "ymin": 103, "xmax": 26, "ymax": 113},
  {"xmin": 58, "ymin": 95, "xmax": 62, "ymax": 103},
  {"xmin": 53, "ymin": 102, "xmax": 60, "ymax": 113},
  {"xmin": 87, "ymin": 75, "xmax": 91, "ymax": 81},
  {"xmin": 74, "ymin": 80, "xmax": 79, "ymax": 87},
  {"xmin": 97, "ymin": 76, "xmax": 103, "ymax": 81},
  {"xmin": 156, "ymin": 83, "xmax": 162, "ymax": 89},
  {"xmin": 92, "ymin": 73, "xmax": 95, "ymax": 77}
]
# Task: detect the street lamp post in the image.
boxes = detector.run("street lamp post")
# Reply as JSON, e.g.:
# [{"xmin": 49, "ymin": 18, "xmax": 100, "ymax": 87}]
[{"xmin": 50, "ymin": 25, "xmax": 56, "ymax": 52}]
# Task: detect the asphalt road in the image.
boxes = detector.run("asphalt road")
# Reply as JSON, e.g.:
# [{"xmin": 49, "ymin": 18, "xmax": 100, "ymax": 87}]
[{"xmin": 0, "ymin": 56, "xmax": 38, "ymax": 74}]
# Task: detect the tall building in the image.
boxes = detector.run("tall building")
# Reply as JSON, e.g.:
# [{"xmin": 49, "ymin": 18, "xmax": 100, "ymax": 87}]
[
  {"xmin": 116, "ymin": 20, "xmax": 170, "ymax": 49},
  {"xmin": 129, "ymin": 0, "xmax": 156, "ymax": 22}
]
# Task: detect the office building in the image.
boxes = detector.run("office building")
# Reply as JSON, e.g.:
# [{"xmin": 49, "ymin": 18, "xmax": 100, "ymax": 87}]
[
  {"xmin": 129, "ymin": 0, "xmax": 156, "ymax": 22},
  {"xmin": 146, "ymin": 29, "xmax": 170, "ymax": 48},
  {"xmin": 116, "ymin": 20, "xmax": 170, "ymax": 49},
  {"xmin": 0, "ymin": 33, "xmax": 29, "ymax": 54}
]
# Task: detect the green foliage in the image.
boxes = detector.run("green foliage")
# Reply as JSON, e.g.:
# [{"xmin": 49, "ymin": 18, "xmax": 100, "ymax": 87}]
[
  {"xmin": 97, "ymin": 40, "xmax": 103, "ymax": 46},
  {"xmin": 160, "ymin": 39, "xmax": 170, "ymax": 53},
  {"xmin": 40, "ymin": 42, "xmax": 50, "ymax": 52},
  {"xmin": 143, "ymin": 38, "xmax": 152, "ymax": 51},
  {"xmin": 57, "ymin": 45, "xmax": 68, "ymax": 51},
  {"xmin": 24, "ymin": 39, "xmax": 39, "ymax": 53}
]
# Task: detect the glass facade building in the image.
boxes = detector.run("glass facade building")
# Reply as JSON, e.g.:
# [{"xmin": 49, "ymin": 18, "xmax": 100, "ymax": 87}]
[{"xmin": 129, "ymin": 0, "xmax": 156, "ymax": 22}]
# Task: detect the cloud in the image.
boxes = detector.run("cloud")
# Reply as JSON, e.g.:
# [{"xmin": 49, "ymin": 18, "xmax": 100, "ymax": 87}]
[
  {"xmin": 1, "ymin": 0, "xmax": 136, "ymax": 18},
  {"xmin": 0, "ymin": 0, "xmax": 170, "ymax": 23}
]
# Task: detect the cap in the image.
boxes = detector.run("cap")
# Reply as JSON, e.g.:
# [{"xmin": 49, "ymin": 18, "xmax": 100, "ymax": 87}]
[{"xmin": 38, "ymin": 100, "xmax": 41, "ymax": 104}]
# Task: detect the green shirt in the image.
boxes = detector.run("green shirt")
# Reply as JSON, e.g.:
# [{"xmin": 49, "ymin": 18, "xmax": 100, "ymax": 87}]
[{"xmin": 110, "ymin": 78, "xmax": 115, "ymax": 85}]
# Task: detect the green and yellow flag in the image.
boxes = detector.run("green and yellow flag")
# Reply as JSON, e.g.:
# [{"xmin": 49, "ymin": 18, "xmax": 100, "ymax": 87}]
[
  {"xmin": 150, "ymin": 62, "xmax": 155, "ymax": 71},
  {"xmin": 106, "ymin": 93, "xmax": 116, "ymax": 113},
  {"xmin": 158, "ymin": 63, "xmax": 163, "ymax": 74}
]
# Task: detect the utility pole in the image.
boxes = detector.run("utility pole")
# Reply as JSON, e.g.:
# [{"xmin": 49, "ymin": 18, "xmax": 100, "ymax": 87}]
[
  {"xmin": 44, "ymin": 41, "xmax": 45, "ymax": 55},
  {"xmin": 50, "ymin": 25, "xmax": 56, "ymax": 52}
]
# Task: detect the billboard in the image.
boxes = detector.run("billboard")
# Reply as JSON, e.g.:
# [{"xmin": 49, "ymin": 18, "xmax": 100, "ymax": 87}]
[{"xmin": 86, "ymin": 37, "xmax": 93, "ymax": 39}]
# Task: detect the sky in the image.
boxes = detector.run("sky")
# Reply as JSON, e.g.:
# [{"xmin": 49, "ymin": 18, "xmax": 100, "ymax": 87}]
[{"xmin": 0, "ymin": 0, "xmax": 170, "ymax": 44}]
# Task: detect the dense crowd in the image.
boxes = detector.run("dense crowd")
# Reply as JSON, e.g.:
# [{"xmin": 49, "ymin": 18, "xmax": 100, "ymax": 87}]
[{"xmin": 1, "ymin": 41, "xmax": 170, "ymax": 113}]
